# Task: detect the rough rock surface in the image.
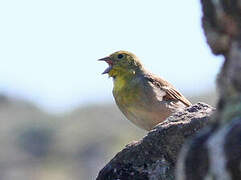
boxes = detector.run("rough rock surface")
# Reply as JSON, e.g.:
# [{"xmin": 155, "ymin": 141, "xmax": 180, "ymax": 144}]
[
  {"xmin": 176, "ymin": 0, "xmax": 241, "ymax": 180},
  {"xmin": 96, "ymin": 103, "xmax": 214, "ymax": 180}
]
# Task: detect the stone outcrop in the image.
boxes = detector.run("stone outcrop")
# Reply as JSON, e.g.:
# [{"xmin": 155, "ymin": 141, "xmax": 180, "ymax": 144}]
[
  {"xmin": 97, "ymin": 103, "xmax": 214, "ymax": 180},
  {"xmin": 176, "ymin": 0, "xmax": 241, "ymax": 180}
]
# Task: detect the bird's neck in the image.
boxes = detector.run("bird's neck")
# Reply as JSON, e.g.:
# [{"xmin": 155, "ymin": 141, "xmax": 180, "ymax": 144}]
[{"xmin": 112, "ymin": 69, "xmax": 141, "ymax": 93}]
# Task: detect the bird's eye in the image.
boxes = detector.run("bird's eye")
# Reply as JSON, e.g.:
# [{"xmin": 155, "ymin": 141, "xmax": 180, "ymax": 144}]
[{"xmin": 117, "ymin": 54, "xmax": 124, "ymax": 59}]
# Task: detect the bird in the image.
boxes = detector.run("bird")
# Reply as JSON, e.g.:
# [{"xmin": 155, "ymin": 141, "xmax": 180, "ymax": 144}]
[{"xmin": 99, "ymin": 50, "xmax": 191, "ymax": 131}]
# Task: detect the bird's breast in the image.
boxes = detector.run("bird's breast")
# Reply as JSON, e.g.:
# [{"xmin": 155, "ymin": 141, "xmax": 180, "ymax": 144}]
[
  {"xmin": 112, "ymin": 76, "xmax": 179, "ymax": 130},
  {"xmin": 112, "ymin": 76, "xmax": 142, "ymax": 106}
]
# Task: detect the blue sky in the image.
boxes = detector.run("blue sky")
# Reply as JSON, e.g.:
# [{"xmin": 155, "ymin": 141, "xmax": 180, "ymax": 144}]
[{"xmin": 0, "ymin": 0, "xmax": 223, "ymax": 112}]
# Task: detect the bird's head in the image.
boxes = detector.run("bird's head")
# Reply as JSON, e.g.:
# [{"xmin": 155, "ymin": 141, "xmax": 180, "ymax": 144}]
[{"xmin": 99, "ymin": 50, "xmax": 143, "ymax": 78}]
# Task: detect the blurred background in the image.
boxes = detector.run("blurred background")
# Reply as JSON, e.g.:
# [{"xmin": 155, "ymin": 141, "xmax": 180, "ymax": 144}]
[{"xmin": 0, "ymin": 0, "xmax": 223, "ymax": 179}]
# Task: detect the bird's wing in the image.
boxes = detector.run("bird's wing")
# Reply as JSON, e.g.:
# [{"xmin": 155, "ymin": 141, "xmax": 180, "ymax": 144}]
[
  {"xmin": 145, "ymin": 73, "xmax": 192, "ymax": 107},
  {"xmin": 161, "ymin": 86, "xmax": 192, "ymax": 106}
]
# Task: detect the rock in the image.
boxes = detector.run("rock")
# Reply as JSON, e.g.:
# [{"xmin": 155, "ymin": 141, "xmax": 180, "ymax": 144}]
[
  {"xmin": 176, "ymin": 116, "xmax": 241, "ymax": 180},
  {"xmin": 96, "ymin": 103, "xmax": 214, "ymax": 180},
  {"xmin": 176, "ymin": 0, "xmax": 241, "ymax": 180}
]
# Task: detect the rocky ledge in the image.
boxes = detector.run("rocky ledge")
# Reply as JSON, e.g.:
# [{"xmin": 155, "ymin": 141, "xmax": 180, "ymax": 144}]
[{"xmin": 96, "ymin": 103, "xmax": 215, "ymax": 180}]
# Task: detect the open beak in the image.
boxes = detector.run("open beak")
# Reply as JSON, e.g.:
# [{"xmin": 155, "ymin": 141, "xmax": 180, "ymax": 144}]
[{"xmin": 98, "ymin": 56, "xmax": 113, "ymax": 74}]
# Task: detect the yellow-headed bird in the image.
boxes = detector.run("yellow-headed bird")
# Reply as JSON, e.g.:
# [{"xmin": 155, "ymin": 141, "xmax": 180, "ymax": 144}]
[{"xmin": 99, "ymin": 51, "xmax": 191, "ymax": 131}]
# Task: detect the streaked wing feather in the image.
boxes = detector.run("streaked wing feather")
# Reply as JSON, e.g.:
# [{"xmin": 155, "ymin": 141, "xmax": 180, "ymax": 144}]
[
  {"xmin": 161, "ymin": 86, "xmax": 192, "ymax": 106},
  {"xmin": 145, "ymin": 72, "xmax": 191, "ymax": 107}
]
